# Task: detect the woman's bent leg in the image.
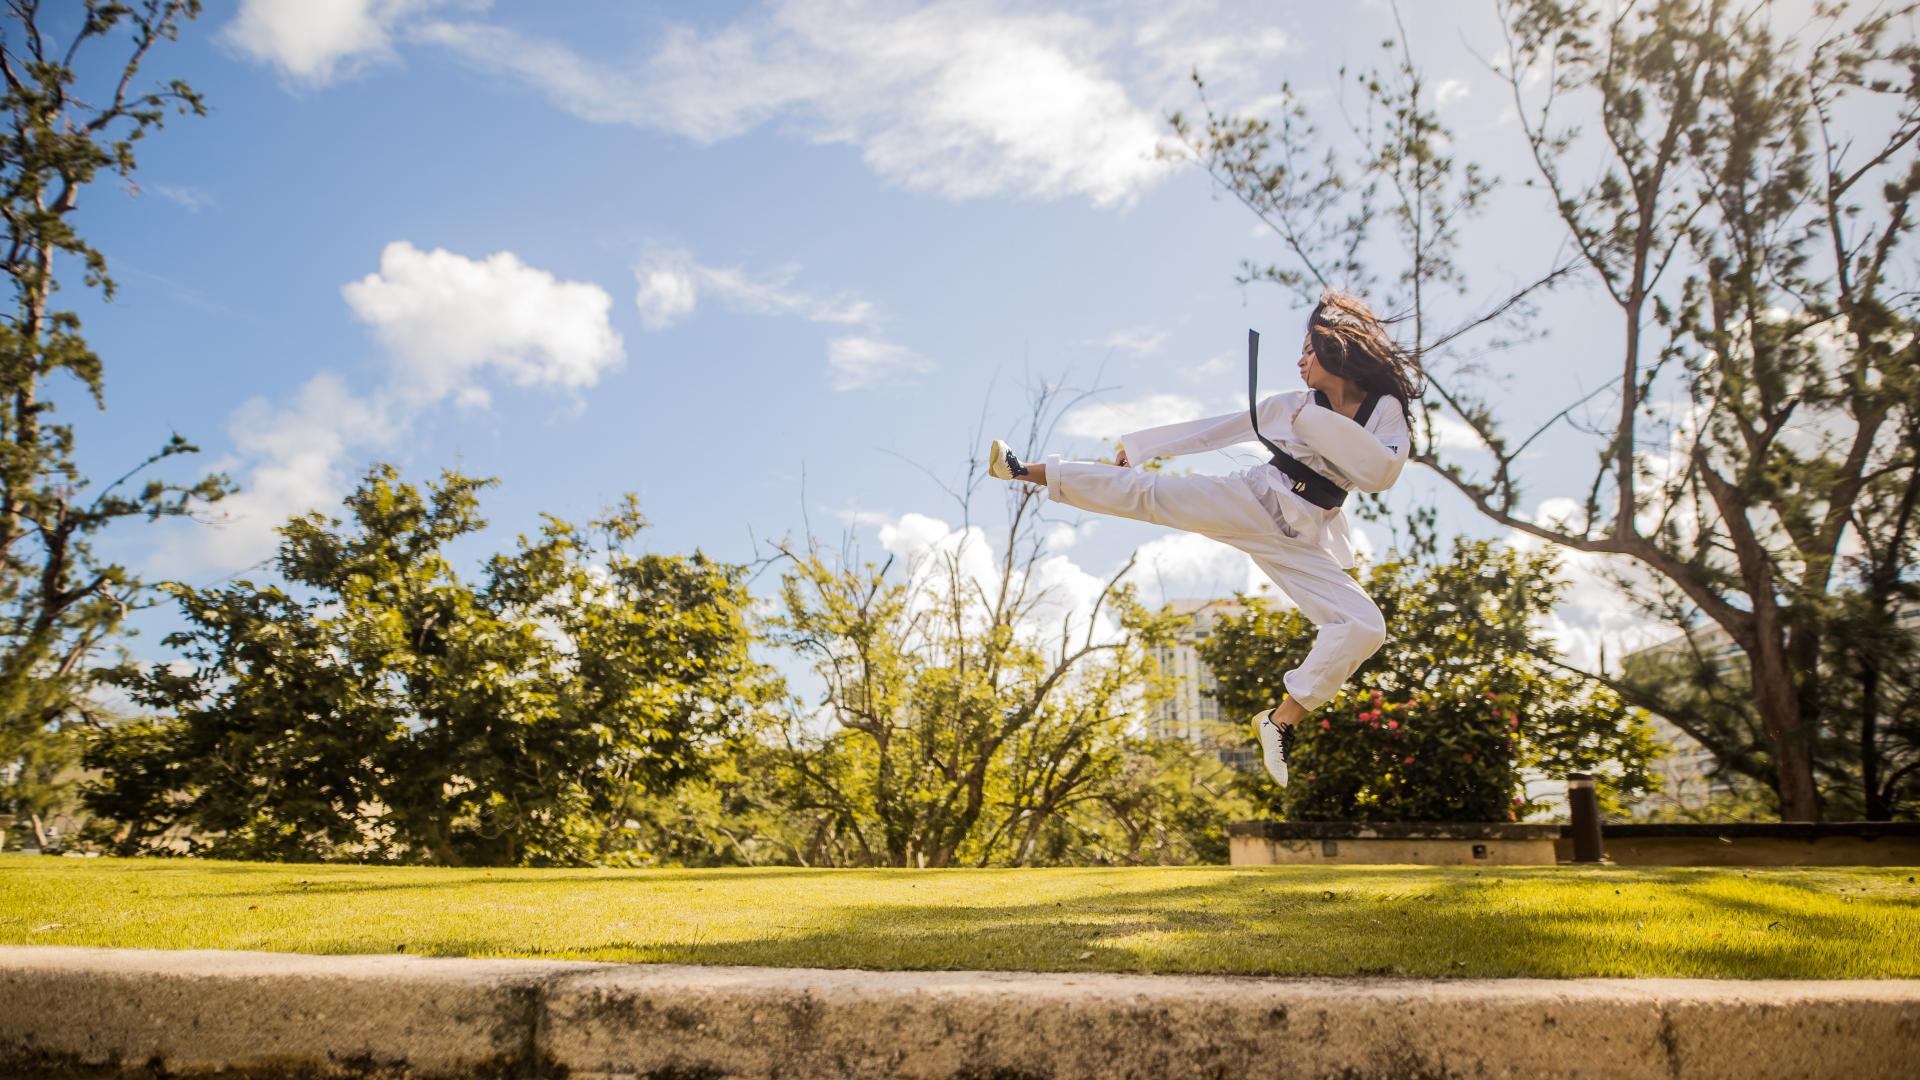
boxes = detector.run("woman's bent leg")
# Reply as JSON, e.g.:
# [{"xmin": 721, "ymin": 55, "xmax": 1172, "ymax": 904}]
[{"xmin": 1247, "ymin": 540, "xmax": 1388, "ymax": 712}]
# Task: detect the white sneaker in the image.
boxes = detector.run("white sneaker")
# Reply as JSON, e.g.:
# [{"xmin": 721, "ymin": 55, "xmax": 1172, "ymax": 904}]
[
  {"xmin": 988, "ymin": 439, "xmax": 1030, "ymax": 481},
  {"xmin": 1252, "ymin": 708, "xmax": 1295, "ymax": 787}
]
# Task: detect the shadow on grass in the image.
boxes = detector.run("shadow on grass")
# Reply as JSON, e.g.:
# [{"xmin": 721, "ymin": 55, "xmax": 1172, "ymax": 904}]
[{"xmin": 267, "ymin": 866, "xmax": 1920, "ymax": 979}]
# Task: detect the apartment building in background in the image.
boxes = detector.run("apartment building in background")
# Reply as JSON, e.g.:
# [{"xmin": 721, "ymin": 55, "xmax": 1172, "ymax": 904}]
[
  {"xmin": 1620, "ymin": 626, "xmax": 1746, "ymax": 817},
  {"xmin": 1148, "ymin": 598, "xmax": 1256, "ymax": 771}
]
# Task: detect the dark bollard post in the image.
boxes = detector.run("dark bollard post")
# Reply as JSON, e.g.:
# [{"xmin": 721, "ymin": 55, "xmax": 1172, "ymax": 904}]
[{"xmin": 1567, "ymin": 772, "xmax": 1604, "ymax": 863}]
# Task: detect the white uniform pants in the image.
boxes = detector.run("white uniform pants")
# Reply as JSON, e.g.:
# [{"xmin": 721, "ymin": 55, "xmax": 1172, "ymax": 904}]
[{"xmin": 1045, "ymin": 460, "xmax": 1386, "ymax": 711}]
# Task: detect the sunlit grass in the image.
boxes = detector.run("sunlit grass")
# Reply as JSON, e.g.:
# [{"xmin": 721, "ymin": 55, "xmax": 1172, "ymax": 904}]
[{"xmin": 3, "ymin": 855, "xmax": 1915, "ymax": 978}]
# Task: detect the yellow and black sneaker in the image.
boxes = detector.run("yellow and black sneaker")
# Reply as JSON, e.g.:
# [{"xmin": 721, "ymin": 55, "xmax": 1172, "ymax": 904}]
[{"xmin": 987, "ymin": 439, "xmax": 1031, "ymax": 481}]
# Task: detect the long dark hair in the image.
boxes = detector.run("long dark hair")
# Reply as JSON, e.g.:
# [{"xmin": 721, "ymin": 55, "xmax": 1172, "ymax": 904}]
[{"xmin": 1305, "ymin": 291, "xmax": 1423, "ymax": 415}]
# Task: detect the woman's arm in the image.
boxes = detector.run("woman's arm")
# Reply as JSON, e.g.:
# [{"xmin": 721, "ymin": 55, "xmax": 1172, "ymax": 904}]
[
  {"xmin": 1120, "ymin": 392, "xmax": 1305, "ymax": 463},
  {"xmin": 1290, "ymin": 397, "xmax": 1412, "ymax": 492}
]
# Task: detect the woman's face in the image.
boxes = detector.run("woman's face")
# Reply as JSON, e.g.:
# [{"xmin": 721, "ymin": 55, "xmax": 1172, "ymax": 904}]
[{"xmin": 1298, "ymin": 338, "xmax": 1327, "ymax": 390}]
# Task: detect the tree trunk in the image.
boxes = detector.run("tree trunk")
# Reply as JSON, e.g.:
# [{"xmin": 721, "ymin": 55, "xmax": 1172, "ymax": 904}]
[{"xmin": 1752, "ymin": 648, "xmax": 1821, "ymax": 820}]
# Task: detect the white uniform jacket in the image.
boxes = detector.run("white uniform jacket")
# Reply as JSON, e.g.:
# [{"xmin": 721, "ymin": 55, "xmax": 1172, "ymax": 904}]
[{"xmin": 1118, "ymin": 391, "xmax": 1411, "ymax": 569}]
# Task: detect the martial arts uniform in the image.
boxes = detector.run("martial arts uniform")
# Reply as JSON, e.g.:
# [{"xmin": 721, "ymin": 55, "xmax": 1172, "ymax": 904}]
[{"xmin": 1042, "ymin": 390, "xmax": 1410, "ymax": 711}]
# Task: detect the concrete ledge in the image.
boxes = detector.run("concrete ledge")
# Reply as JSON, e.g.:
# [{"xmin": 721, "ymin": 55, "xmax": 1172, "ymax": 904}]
[
  {"xmin": 1228, "ymin": 821, "xmax": 1560, "ymax": 866},
  {"xmin": 2, "ymin": 947, "xmax": 1918, "ymax": 1079},
  {"xmin": 0, "ymin": 947, "xmax": 608, "ymax": 1076},
  {"xmin": 1561, "ymin": 822, "xmax": 1920, "ymax": 866}
]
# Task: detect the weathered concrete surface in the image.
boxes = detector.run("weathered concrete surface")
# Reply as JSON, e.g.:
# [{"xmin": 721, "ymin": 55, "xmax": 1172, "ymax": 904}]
[
  {"xmin": 2, "ymin": 947, "xmax": 1918, "ymax": 1079},
  {"xmin": 0, "ymin": 947, "xmax": 612, "ymax": 1077}
]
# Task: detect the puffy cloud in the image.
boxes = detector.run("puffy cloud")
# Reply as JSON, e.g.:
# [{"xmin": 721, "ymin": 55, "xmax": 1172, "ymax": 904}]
[
  {"xmin": 634, "ymin": 264, "xmax": 699, "ymax": 332},
  {"xmin": 155, "ymin": 244, "xmax": 621, "ymax": 578},
  {"xmin": 866, "ymin": 510, "xmax": 1123, "ymax": 648},
  {"xmin": 416, "ymin": 1, "xmax": 1294, "ymax": 207},
  {"xmin": 343, "ymin": 241, "xmax": 623, "ymax": 404},
  {"xmin": 224, "ymin": 0, "xmax": 457, "ymax": 85},
  {"xmin": 149, "ymin": 374, "xmax": 392, "ymax": 577},
  {"xmin": 1425, "ymin": 408, "xmax": 1492, "ymax": 452},
  {"xmin": 1122, "ymin": 531, "xmax": 1277, "ymax": 610}
]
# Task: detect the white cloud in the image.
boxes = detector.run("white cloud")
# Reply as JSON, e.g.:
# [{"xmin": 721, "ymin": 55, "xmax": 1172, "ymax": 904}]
[
  {"xmin": 150, "ymin": 374, "xmax": 393, "ymax": 577},
  {"xmin": 1095, "ymin": 326, "xmax": 1169, "ymax": 358},
  {"xmin": 416, "ymin": 0, "xmax": 1293, "ymax": 208},
  {"xmin": 872, "ymin": 510, "xmax": 1123, "ymax": 648},
  {"xmin": 154, "ymin": 243, "xmax": 622, "ymax": 578},
  {"xmin": 634, "ymin": 265, "xmax": 699, "ymax": 331},
  {"xmin": 1426, "ymin": 408, "xmax": 1491, "ymax": 452},
  {"xmin": 343, "ymin": 241, "xmax": 623, "ymax": 404},
  {"xmin": 635, "ymin": 246, "xmax": 925, "ymax": 391},
  {"xmin": 1123, "ymin": 530, "xmax": 1277, "ymax": 610},
  {"xmin": 149, "ymin": 184, "xmax": 215, "ymax": 212},
  {"xmin": 1434, "ymin": 78, "xmax": 1470, "ymax": 106},
  {"xmin": 224, "ymin": 0, "xmax": 457, "ymax": 85},
  {"xmin": 827, "ymin": 336, "xmax": 935, "ymax": 391},
  {"xmin": 634, "ymin": 248, "xmax": 878, "ymax": 331},
  {"xmin": 1060, "ymin": 393, "xmax": 1207, "ymax": 441}
]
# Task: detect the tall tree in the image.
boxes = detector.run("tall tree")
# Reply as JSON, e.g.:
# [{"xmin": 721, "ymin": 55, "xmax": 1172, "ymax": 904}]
[
  {"xmin": 85, "ymin": 467, "xmax": 770, "ymax": 865},
  {"xmin": 1169, "ymin": 1, "xmax": 1920, "ymax": 819},
  {"xmin": 763, "ymin": 389, "xmax": 1183, "ymax": 867},
  {"xmin": 0, "ymin": 2, "xmax": 226, "ymax": 846}
]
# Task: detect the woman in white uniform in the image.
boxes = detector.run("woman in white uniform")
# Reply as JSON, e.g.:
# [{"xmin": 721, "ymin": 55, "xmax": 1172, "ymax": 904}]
[{"xmin": 987, "ymin": 292, "xmax": 1421, "ymax": 787}]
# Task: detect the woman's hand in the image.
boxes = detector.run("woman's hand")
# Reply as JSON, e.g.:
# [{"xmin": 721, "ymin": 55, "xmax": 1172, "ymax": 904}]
[{"xmin": 1115, "ymin": 447, "xmax": 1130, "ymax": 467}]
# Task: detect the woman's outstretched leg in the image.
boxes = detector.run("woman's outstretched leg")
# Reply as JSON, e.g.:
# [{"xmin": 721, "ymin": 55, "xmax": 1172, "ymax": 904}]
[{"xmin": 990, "ymin": 442, "xmax": 1279, "ymax": 540}]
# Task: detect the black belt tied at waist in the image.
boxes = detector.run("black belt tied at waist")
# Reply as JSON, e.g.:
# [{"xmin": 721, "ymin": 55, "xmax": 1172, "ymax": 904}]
[{"xmin": 1246, "ymin": 328, "xmax": 1378, "ymax": 511}]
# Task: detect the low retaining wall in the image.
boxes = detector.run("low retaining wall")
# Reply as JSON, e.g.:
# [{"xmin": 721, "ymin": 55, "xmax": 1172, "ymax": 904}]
[
  {"xmin": 1228, "ymin": 821, "xmax": 1561, "ymax": 866},
  {"xmin": 2, "ymin": 947, "xmax": 1918, "ymax": 1079},
  {"xmin": 1558, "ymin": 822, "xmax": 1920, "ymax": 866},
  {"xmin": 1230, "ymin": 820, "xmax": 1920, "ymax": 867}
]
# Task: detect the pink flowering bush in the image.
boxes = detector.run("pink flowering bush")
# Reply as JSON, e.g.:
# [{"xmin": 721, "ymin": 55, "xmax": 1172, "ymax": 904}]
[
  {"xmin": 1278, "ymin": 686, "xmax": 1524, "ymax": 822},
  {"xmin": 1195, "ymin": 538, "xmax": 1665, "ymax": 822}
]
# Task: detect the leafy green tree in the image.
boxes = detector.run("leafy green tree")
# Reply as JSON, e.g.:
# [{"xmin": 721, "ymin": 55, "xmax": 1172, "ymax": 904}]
[
  {"xmin": 0, "ymin": 2, "xmax": 228, "ymax": 846},
  {"xmin": 1038, "ymin": 735, "xmax": 1259, "ymax": 865},
  {"xmin": 84, "ymin": 466, "xmax": 770, "ymax": 865},
  {"xmin": 1169, "ymin": 1, "xmax": 1920, "ymax": 820},
  {"xmin": 1198, "ymin": 538, "xmax": 1662, "ymax": 821},
  {"xmin": 762, "ymin": 391, "xmax": 1185, "ymax": 867}
]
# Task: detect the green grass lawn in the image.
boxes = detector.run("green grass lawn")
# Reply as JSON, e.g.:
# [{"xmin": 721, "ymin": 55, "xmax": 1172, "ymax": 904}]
[{"xmin": 2, "ymin": 855, "xmax": 1916, "ymax": 979}]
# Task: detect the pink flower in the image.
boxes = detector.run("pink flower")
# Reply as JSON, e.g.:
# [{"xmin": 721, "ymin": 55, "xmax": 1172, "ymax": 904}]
[
  {"xmin": 1387, "ymin": 720, "xmax": 1399, "ymax": 730},
  {"xmin": 1512, "ymin": 796, "xmax": 1524, "ymax": 805},
  {"xmin": 1402, "ymin": 755, "xmax": 1414, "ymax": 765},
  {"xmin": 1510, "ymin": 716, "xmax": 1520, "ymax": 729},
  {"xmin": 1320, "ymin": 719, "xmax": 1331, "ymax": 729},
  {"xmin": 1371, "ymin": 690, "xmax": 1384, "ymax": 703}
]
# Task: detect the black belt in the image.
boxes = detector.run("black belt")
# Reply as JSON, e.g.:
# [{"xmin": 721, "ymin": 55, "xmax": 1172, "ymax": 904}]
[{"xmin": 1246, "ymin": 328, "xmax": 1378, "ymax": 511}]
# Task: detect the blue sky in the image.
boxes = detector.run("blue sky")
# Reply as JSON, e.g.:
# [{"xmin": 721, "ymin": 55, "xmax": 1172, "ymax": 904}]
[{"xmin": 63, "ymin": 0, "xmax": 1674, "ymax": 669}]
